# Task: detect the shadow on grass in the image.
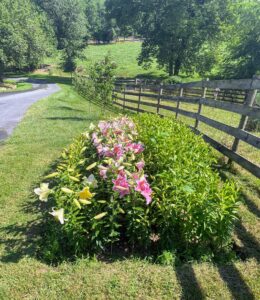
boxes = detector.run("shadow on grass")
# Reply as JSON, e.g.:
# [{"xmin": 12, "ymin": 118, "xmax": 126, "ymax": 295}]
[
  {"xmin": 0, "ymin": 189, "xmax": 52, "ymax": 263},
  {"xmin": 217, "ymin": 264, "xmax": 255, "ymax": 300},
  {"xmin": 30, "ymin": 74, "xmax": 72, "ymax": 85},
  {"xmin": 0, "ymin": 156, "xmax": 64, "ymax": 264},
  {"xmin": 235, "ymin": 221, "xmax": 260, "ymax": 263},
  {"xmin": 46, "ymin": 117, "xmax": 89, "ymax": 122},
  {"xmin": 242, "ymin": 194, "xmax": 260, "ymax": 219},
  {"xmin": 53, "ymin": 105, "xmax": 85, "ymax": 113},
  {"xmin": 0, "ymin": 217, "xmax": 43, "ymax": 263},
  {"xmin": 175, "ymin": 263, "xmax": 205, "ymax": 300}
]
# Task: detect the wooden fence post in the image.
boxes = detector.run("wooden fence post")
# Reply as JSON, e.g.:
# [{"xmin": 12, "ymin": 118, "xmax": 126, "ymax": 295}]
[
  {"xmin": 157, "ymin": 85, "xmax": 163, "ymax": 114},
  {"xmin": 229, "ymin": 75, "xmax": 259, "ymax": 162},
  {"xmin": 137, "ymin": 85, "xmax": 142, "ymax": 113},
  {"xmin": 123, "ymin": 86, "xmax": 126, "ymax": 111},
  {"xmin": 176, "ymin": 87, "xmax": 183, "ymax": 119},
  {"xmin": 195, "ymin": 78, "xmax": 209, "ymax": 129},
  {"xmin": 135, "ymin": 78, "xmax": 138, "ymax": 91}
]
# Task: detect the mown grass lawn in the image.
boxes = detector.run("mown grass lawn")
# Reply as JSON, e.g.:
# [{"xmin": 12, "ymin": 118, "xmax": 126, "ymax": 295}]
[
  {"xmin": 0, "ymin": 80, "xmax": 33, "ymax": 93},
  {"xmin": 0, "ymin": 75, "xmax": 259, "ymax": 299}
]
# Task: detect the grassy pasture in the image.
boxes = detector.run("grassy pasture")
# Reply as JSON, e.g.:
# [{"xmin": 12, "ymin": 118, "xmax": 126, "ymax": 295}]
[
  {"xmin": 45, "ymin": 41, "xmax": 199, "ymax": 80},
  {"xmin": 79, "ymin": 42, "xmax": 166, "ymax": 78}
]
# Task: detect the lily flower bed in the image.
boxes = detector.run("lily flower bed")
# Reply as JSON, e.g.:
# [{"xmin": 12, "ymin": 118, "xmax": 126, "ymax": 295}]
[{"xmin": 35, "ymin": 115, "xmax": 239, "ymax": 262}]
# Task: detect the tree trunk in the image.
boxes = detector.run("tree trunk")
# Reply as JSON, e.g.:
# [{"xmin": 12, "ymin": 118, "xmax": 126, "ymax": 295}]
[
  {"xmin": 169, "ymin": 58, "xmax": 174, "ymax": 76},
  {"xmin": 174, "ymin": 57, "xmax": 182, "ymax": 76},
  {"xmin": 0, "ymin": 69, "xmax": 3, "ymax": 83}
]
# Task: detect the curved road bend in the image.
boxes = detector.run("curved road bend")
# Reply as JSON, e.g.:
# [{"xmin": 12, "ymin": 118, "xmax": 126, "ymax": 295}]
[{"xmin": 0, "ymin": 79, "xmax": 60, "ymax": 141}]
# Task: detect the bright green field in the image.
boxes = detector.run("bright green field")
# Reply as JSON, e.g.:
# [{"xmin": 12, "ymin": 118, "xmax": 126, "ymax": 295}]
[
  {"xmin": 79, "ymin": 42, "xmax": 167, "ymax": 78},
  {"xmin": 45, "ymin": 41, "xmax": 200, "ymax": 81}
]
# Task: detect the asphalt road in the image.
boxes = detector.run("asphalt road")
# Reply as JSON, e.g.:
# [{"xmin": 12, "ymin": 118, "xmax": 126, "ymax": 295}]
[{"xmin": 0, "ymin": 79, "xmax": 60, "ymax": 141}]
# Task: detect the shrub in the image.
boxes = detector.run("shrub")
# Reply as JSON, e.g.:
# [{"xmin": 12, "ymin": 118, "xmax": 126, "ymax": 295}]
[
  {"xmin": 73, "ymin": 56, "xmax": 117, "ymax": 106},
  {"xmin": 36, "ymin": 115, "xmax": 239, "ymax": 262},
  {"xmin": 133, "ymin": 114, "xmax": 239, "ymax": 259}
]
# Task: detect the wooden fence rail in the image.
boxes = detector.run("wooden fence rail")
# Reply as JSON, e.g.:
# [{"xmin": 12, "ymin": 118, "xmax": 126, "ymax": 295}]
[{"xmin": 113, "ymin": 75, "xmax": 260, "ymax": 178}]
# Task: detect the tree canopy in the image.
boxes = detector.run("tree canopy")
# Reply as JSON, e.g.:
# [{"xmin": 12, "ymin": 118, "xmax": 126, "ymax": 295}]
[
  {"xmin": 0, "ymin": 0, "xmax": 54, "ymax": 80},
  {"xmin": 0, "ymin": 0, "xmax": 259, "ymax": 78},
  {"xmin": 34, "ymin": 0, "xmax": 88, "ymax": 71},
  {"xmin": 220, "ymin": 1, "xmax": 260, "ymax": 78},
  {"xmin": 106, "ymin": 0, "xmax": 231, "ymax": 76}
]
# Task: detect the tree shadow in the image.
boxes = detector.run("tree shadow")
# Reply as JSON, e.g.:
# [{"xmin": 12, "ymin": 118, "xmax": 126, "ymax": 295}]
[
  {"xmin": 53, "ymin": 106, "xmax": 85, "ymax": 113},
  {"xmin": 0, "ymin": 197, "xmax": 49, "ymax": 263},
  {"xmin": 45, "ymin": 116, "xmax": 89, "ymax": 121},
  {"xmin": 30, "ymin": 74, "xmax": 72, "ymax": 86},
  {"xmin": 0, "ymin": 218, "xmax": 42, "ymax": 263}
]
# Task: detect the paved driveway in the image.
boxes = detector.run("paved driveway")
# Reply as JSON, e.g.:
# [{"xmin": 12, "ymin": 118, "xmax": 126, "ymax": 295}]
[{"xmin": 0, "ymin": 79, "xmax": 60, "ymax": 140}]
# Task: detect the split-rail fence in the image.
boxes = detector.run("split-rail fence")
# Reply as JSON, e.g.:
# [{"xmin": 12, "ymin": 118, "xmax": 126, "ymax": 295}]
[{"xmin": 113, "ymin": 76, "xmax": 260, "ymax": 178}]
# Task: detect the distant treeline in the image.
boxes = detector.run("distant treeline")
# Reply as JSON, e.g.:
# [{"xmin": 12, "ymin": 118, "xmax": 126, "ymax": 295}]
[{"xmin": 0, "ymin": 0, "xmax": 259, "ymax": 80}]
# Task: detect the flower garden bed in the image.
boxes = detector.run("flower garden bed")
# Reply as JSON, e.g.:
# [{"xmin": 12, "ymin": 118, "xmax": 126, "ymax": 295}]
[{"xmin": 35, "ymin": 114, "xmax": 239, "ymax": 262}]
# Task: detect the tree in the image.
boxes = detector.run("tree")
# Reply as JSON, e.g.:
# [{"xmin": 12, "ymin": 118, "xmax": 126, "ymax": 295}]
[
  {"xmin": 220, "ymin": 1, "xmax": 260, "ymax": 78},
  {"xmin": 0, "ymin": 0, "xmax": 54, "ymax": 81},
  {"xmin": 35, "ymin": 0, "xmax": 88, "ymax": 71},
  {"xmin": 86, "ymin": 1, "xmax": 120, "ymax": 44},
  {"xmin": 106, "ymin": 0, "xmax": 230, "ymax": 76}
]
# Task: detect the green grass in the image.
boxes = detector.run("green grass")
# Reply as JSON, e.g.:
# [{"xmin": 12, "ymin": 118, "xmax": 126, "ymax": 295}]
[
  {"xmin": 0, "ymin": 80, "xmax": 33, "ymax": 93},
  {"xmin": 0, "ymin": 74, "xmax": 260, "ymax": 299},
  {"xmin": 44, "ymin": 41, "xmax": 201, "ymax": 81},
  {"xmin": 79, "ymin": 42, "xmax": 167, "ymax": 78}
]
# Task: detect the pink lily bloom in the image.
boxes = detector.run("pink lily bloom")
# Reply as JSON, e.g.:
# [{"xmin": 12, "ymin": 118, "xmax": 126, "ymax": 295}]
[
  {"xmin": 135, "ymin": 176, "xmax": 152, "ymax": 205},
  {"xmin": 112, "ymin": 173, "xmax": 130, "ymax": 198},
  {"xmin": 96, "ymin": 144, "xmax": 103, "ymax": 155},
  {"xmin": 136, "ymin": 160, "xmax": 145, "ymax": 171},
  {"xmin": 126, "ymin": 142, "xmax": 144, "ymax": 154},
  {"xmin": 99, "ymin": 165, "xmax": 108, "ymax": 179},
  {"xmin": 113, "ymin": 144, "xmax": 124, "ymax": 160}
]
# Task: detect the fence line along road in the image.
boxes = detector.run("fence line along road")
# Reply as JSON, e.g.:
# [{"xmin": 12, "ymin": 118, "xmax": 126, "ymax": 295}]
[{"xmin": 113, "ymin": 75, "xmax": 260, "ymax": 178}]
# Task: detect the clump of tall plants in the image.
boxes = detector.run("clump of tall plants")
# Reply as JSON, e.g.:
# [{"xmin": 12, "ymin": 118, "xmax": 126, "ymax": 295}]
[
  {"xmin": 36, "ymin": 117, "xmax": 153, "ymax": 261},
  {"xmin": 73, "ymin": 56, "xmax": 117, "ymax": 106},
  {"xmin": 35, "ymin": 115, "xmax": 239, "ymax": 262},
  {"xmin": 134, "ymin": 114, "xmax": 240, "ymax": 259}
]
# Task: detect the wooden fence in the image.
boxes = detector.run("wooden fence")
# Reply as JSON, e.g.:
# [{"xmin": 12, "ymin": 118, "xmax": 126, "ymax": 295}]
[{"xmin": 113, "ymin": 76, "xmax": 260, "ymax": 178}]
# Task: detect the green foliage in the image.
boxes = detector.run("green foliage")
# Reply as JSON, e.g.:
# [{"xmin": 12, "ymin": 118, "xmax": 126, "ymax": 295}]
[
  {"xmin": 74, "ymin": 56, "xmax": 117, "ymax": 105},
  {"xmin": 35, "ymin": 0, "xmax": 88, "ymax": 71},
  {"xmin": 0, "ymin": 0, "xmax": 54, "ymax": 75},
  {"xmin": 220, "ymin": 1, "xmax": 260, "ymax": 78},
  {"xmin": 86, "ymin": 1, "xmax": 120, "ymax": 44},
  {"xmin": 39, "ymin": 119, "xmax": 152, "ymax": 261},
  {"xmin": 157, "ymin": 251, "xmax": 177, "ymax": 266},
  {"xmin": 39, "ymin": 114, "xmax": 239, "ymax": 262},
  {"xmin": 134, "ymin": 114, "xmax": 240, "ymax": 259},
  {"xmin": 106, "ymin": 0, "xmax": 230, "ymax": 76},
  {"xmin": 162, "ymin": 76, "xmax": 182, "ymax": 85}
]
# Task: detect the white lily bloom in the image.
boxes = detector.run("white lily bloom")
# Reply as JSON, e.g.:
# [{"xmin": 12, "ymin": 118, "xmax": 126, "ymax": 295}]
[
  {"xmin": 34, "ymin": 183, "xmax": 51, "ymax": 202},
  {"xmin": 83, "ymin": 174, "xmax": 98, "ymax": 188},
  {"xmin": 89, "ymin": 123, "xmax": 96, "ymax": 130},
  {"xmin": 49, "ymin": 208, "xmax": 65, "ymax": 225},
  {"xmin": 88, "ymin": 174, "xmax": 98, "ymax": 188}
]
